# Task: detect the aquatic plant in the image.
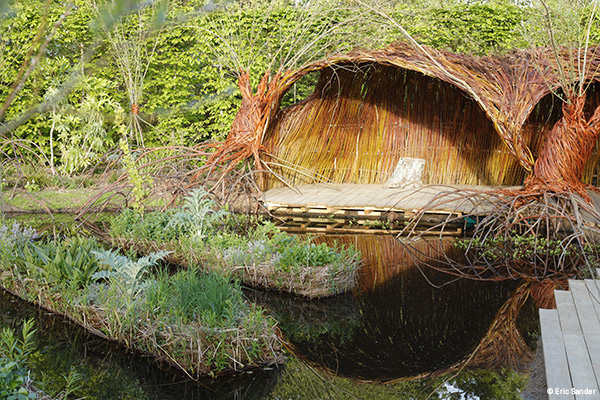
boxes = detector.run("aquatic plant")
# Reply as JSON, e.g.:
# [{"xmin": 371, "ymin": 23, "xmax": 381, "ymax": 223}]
[
  {"xmin": 92, "ymin": 248, "xmax": 169, "ymax": 296},
  {"xmin": 454, "ymin": 232, "xmax": 600, "ymax": 271},
  {"xmin": 18, "ymin": 236, "xmax": 104, "ymax": 290},
  {"xmin": 142, "ymin": 266, "xmax": 278, "ymax": 372},
  {"xmin": 147, "ymin": 268, "xmax": 243, "ymax": 325},
  {"xmin": 0, "ymin": 319, "xmax": 36, "ymax": 400},
  {"xmin": 110, "ymin": 188, "xmax": 226, "ymax": 242},
  {"xmin": 0, "ymin": 223, "xmax": 37, "ymax": 249},
  {"xmin": 0, "ymin": 228, "xmax": 283, "ymax": 378},
  {"xmin": 110, "ymin": 190, "xmax": 361, "ymax": 297},
  {"xmin": 165, "ymin": 188, "xmax": 228, "ymax": 242}
]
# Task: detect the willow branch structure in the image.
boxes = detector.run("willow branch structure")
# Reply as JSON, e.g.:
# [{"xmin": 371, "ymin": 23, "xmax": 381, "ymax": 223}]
[
  {"xmin": 205, "ymin": 42, "xmax": 600, "ymax": 192},
  {"xmin": 201, "ymin": 41, "xmax": 600, "ymax": 282}
]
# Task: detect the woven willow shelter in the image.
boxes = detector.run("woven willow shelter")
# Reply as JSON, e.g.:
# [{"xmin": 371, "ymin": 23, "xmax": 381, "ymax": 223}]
[{"xmin": 209, "ymin": 42, "xmax": 600, "ymax": 192}]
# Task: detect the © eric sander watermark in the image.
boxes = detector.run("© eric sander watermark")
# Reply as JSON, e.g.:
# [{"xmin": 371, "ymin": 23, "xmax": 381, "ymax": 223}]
[{"xmin": 547, "ymin": 387, "xmax": 598, "ymax": 396}]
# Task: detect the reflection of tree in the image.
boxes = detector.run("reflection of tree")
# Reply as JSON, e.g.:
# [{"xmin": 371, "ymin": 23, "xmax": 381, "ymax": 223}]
[
  {"xmin": 467, "ymin": 282, "xmax": 533, "ymax": 371},
  {"xmin": 266, "ymin": 357, "xmax": 526, "ymax": 400}
]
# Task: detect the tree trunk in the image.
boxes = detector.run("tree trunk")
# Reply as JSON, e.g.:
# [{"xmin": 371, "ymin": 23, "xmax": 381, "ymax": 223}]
[{"xmin": 530, "ymin": 93, "xmax": 600, "ymax": 195}]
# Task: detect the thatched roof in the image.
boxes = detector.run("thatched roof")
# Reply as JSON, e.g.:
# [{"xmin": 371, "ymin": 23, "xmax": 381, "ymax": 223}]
[{"xmin": 210, "ymin": 42, "xmax": 600, "ymax": 189}]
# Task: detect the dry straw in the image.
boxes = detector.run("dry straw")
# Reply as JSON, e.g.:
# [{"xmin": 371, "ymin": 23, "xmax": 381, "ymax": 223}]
[{"xmin": 206, "ymin": 42, "xmax": 600, "ymax": 191}]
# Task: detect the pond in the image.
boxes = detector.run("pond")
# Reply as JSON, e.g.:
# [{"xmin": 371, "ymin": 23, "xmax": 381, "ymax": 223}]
[{"xmin": 1, "ymin": 213, "xmax": 538, "ymax": 399}]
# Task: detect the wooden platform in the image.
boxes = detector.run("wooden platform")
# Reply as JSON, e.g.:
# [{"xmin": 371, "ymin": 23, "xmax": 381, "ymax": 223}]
[
  {"xmin": 540, "ymin": 270, "xmax": 600, "ymax": 400},
  {"xmin": 261, "ymin": 183, "xmax": 500, "ymax": 235}
]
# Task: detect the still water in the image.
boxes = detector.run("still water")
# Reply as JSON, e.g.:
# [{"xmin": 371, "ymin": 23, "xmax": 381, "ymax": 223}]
[{"xmin": 1, "ymin": 215, "xmax": 537, "ymax": 399}]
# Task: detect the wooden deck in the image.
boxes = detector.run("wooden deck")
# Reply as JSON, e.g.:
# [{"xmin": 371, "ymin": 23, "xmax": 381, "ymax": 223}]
[
  {"xmin": 540, "ymin": 270, "xmax": 600, "ymax": 400},
  {"xmin": 261, "ymin": 183, "xmax": 502, "ymax": 234},
  {"xmin": 262, "ymin": 184, "xmax": 600, "ymax": 234}
]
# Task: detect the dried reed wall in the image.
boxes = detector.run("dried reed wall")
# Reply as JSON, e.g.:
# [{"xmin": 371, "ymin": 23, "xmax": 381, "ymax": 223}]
[{"xmin": 263, "ymin": 64, "xmax": 600, "ymax": 189}]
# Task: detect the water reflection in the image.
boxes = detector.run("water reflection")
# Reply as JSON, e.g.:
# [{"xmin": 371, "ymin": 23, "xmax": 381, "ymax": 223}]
[
  {"xmin": 0, "ymin": 290, "xmax": 281, "ymax": 400},
  {"xmin": 0, "ymin": 216, "xmax": 535, "ymax": 398},
  {"xmin": 250, "ymin": 261, "xmax": 515, "ymax": 380}
]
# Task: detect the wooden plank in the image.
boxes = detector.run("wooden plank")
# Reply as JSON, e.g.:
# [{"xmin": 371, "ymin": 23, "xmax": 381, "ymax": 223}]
[
  {"xmin": 329, "ymin": 185, "xmax": 363, "ymax": 207},
  {"xmin": 584, "ymin": 280, "xmax": 600, "ymax": 318},
  {"xmin": 349, "ymin": 185, "xmax": 380, "ymax": 207},
  {"xmin": 540, "ymin": 308, "xmax": 575, "ymax": 400},
  {"xmin": 555, "ymin": 290, "xmax": 599, "ymax": 399},
  {"xmin": 359, "ymin": 187, "xmax": 391, "ymax": 207},
  {"xmin": 569, "ymin": 280, "xmax": 600, "ymax": 390},
  {"xmin": 263, "ymin": 183, "xmax": 502, "ymax": 218}
]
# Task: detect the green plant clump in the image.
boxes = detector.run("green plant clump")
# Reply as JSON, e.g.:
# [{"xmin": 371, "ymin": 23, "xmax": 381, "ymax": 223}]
[
  {"xmin": 455, "ymin": 232, "xmax": 600, "ymax": 278},
  {"xmin": 110, "ymin": 189, "xmax": 360, "ymax": 296},
  {"xmin": 17, "ymin": 236, "xmax": 105, "ymax": 289},
  {"xmin": 110, "ymin": 188, "xmax": 226, "ymax": 242},
  {"xmin": 0, "ymin": 218, "xmax": 281, "ymax": 377},
  {"xmin": 217, "ymin": 221, "xmax": 358, "ymax": 274},
  {"xmin": 0, "ymin": 319, "xmax": 37, "ymax": 400}
]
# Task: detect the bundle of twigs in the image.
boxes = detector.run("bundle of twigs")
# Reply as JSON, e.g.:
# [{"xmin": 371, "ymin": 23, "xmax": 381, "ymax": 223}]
[
  {"xmin": 203, "ymin": 41, "xmax": 600, "ymax": 193},
  {"xmin": 400, "ymin": 188, "xmax": 600, "ymax": 282}
]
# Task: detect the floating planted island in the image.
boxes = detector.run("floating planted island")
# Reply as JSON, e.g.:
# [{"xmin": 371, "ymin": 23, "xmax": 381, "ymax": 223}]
[
  {"xmin": 109, "ymin": 190, "xmax": 361, "ymax": 298},
  {"xmin": 0, "ymin": 224, "xmax": 282, "ymax": 379},
  {"xmin": 0, "ymin": 190, "xmax": 360, "ymax": 379}
]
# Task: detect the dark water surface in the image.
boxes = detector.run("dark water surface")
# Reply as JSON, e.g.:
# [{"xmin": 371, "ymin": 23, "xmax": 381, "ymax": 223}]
[{"xmin": 0, "ymin": 214, "xmax": 537, "ymax": 399}]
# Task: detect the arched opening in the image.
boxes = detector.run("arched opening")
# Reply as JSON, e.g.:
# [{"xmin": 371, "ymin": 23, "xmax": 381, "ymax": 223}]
[{"xmin": 263, "ymin": 64, "xmax": 530, "ymax": 189}]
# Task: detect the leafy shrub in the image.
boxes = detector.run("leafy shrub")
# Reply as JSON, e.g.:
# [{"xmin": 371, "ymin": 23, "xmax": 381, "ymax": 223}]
[
  {"xmin": 0, "ymin": 223, "xmax": 37, "ymax": 250},
  {"xmin": 92, "ymin": 249, "xmax": 170, "ymax": 296},
  {"xmin": 18, "ymin": 236, "xmax": 103, "ymax": 289},
  {"xmin": 215, "ymin": 221, "xmax": 359, "ymax": 273},
  {"xmin": 0, "ymin": 319, "xmax": 37, "ymax": 400},
  {"xmin": 110, "ymin": 188, "xmax": 226, "ymax": 242},
  {"xmin": 0, "ymin": 360, "xmax": 35, "ymax": 400},
  {"xmin": 455, "ymin": 233, "xmax": 597, "ymax": 263}
]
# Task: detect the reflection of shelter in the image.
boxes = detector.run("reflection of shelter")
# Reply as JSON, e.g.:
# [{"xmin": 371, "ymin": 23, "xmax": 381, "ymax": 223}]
[
  {"xmin": 316, "ymin": 235, "xmax": 461, "ymax": 290},
  {"xmin": 253, "ymin": 235, "xmax": 530, "ymax": 380}
]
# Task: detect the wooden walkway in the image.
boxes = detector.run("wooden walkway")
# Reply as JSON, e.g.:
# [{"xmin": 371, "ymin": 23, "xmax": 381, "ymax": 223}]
[
  {"xmin": 261, "ymin": 183, "xmax": 502, "ymax": 234},
  {"xmin": 540, "ymin": 270, "xmax": 600, "ymax": 400}
]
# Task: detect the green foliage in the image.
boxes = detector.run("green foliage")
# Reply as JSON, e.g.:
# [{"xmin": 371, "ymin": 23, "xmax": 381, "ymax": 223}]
[
  {"xmin": 0, "ymin": 319, "xmax": 37, "ymax": 400},
  {"xmin": 0, "ymin": 223, "xmax": 37, "ymax": 254},
  {"xmin": 18, "ymin": 236, "xmax": 104, "ymax": 289},
  {"xmin": 0, "ymin": 360, "xmax": 35, "ymax": 400},
  {"xmin": 455, "ymin": 232, "xmax": 600, "ymax": 277},
  {"xmin": 119, "ymin": 139, "xmax": 153, "ymax": 211},
  {"xmin": 48, "ymin": 76, "xmax": 126, "ymax": 174},
  {"xmin": 146, "ymin": 267, "xmax": 244, "ymax": 325},
  {"xmin": 166, "ymin": 188, "xmax": 227, "ymax": 241},
  {"xmin": 401, "ymin": 1, "xmax": 528, "ymax": 55},
  {"xmin": 0, "ymin": 319, "xmax": 36, "ymax": 367},
  {"xmin": 110, "ymin": 188, "xmax": 225, "ymax": 241},
  {"xmin": 216, "ymin": 221, "xmax": 359, "ymax": 273},
  {"xmin": 142, "ymin": 265, "xmax": 273, "ymax": 371},
  {"xmin": 92, "ymin": 248, "xmax": 169, "ymax": 295},
  {"xmin": 2, "ymin": 0, "xmax": 578, "ymax": 164}
]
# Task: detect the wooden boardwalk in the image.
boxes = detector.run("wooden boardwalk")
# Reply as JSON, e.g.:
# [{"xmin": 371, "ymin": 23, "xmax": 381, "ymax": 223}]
[
  {"xmin": 261, "ymin": 183, "xmax": 503, "ymax": 234},
  {"xmin": 540, "ymin": 270, "xmax": 600, "ymax": 400}
]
